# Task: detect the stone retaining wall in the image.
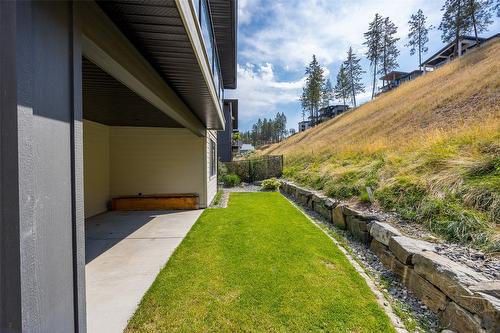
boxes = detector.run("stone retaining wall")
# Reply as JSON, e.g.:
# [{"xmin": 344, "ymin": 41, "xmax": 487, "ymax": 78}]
[{"xmin": 280, "ymin": 180, "xmax": 499, "ymax": 333}]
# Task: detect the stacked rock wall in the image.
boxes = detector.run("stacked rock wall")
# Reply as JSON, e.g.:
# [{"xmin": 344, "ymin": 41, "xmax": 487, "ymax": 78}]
[{"xmin": 280, "ymin": 180, "xmax": 499, "ymax": 333}]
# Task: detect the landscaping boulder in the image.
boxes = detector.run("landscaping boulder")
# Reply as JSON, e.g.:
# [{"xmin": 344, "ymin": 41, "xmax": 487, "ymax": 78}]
[
  {"xmin": 391, "ymin": 256, "xmax": 412, "ymax": 285},
  {"xmin": 441, "ymin": 302, "xmax": 486, "ymax": 333},
  {"xmin": 342, "ymin": 206, "xmax": 378, "ymax": 221},
  {"xmin": 412, "ymin": 251, "xmax": 493, "ymax": 317},
  {"xmin": 369, "ymin": 222, "xmax": 402, "ymax": 246},
  {"xmin": 406, "ymin": 269, "xmax": 448, "ymax": 312},
  {"xmin": 389, "ymin": 235, "xmax": 436, "ymax": 265},
  {"xmin": 346, "ymin": 215, "xmax": 372, "ymax": 244},
  {"xmin": 312, "ymin": 194, "xmax": 333, "ymax": 222},
  {"xmin": 332, "ymin": 204, "xmax": 346, "ymax": 229},
  {"xmin": 296, "ymin": 188, "xmax": 313, "ymax": 208},
  {"xmin": 323, "ymin": 198, "xmax": 338, "ymax": 210},
  {"xmin": 279, "ymin": 181, "xmax": 288, "ymax": 193},
  {"xmin": 370, "ymin": 239, "xmax": 395, "ymax": 268},
  {"xmin": 469, "ymin": 282, "xmax": 500, "ymax": 332}
]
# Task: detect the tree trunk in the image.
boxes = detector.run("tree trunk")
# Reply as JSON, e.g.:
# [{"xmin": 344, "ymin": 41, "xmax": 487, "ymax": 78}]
[
  {"xmin": 351, "ymin": 64, "xmax": 357, "ymax": 107},
  {"xmin": 418, "ymin": 26, "xmax": 422, "ymax": 69},
  {"xmin": 371, "ymin": 63, "xmax": 377, "ymax": 99},
  {"xmin": 456, "ymin": 0, "xmax": 462, "ymax": 57},
  {"xmin": 469, "ymin": 0, "xmax": 480, "ymax": 45}
]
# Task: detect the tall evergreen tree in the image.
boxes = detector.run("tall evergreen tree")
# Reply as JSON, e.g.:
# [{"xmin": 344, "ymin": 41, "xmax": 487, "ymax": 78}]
[
  {"xmin": 300, "ymin": 55, "xmax": 325, "ymax": 125},
  {"xmin": 334, "ymin": 64, "xmax": 349, "ymax": 106},
  {"xmin": 379, "ymin": 17, "xmax": 400, "ymax": 84},
  {"xmin": 343, "ymin": 47, "xmax": 365, "ymax": 108},
  {"xmin": 464, "ymin": 0, "xmax": 494, "ymax": 44},
  {"xmin": 495, "ymin": 0, "xmax": 500, "ymax": 16},
  {"xmin": 406, "ymin": 9, "xmax": 432, "ymax": 68},
  {"xmin": 439, "ymin": 0, "xmax": 470, "ymax": 56},
  {"xmin": 321, "ymin": 78, "xmax": 335, "ymax": 107},
  {"xmin": 300, "ymin": 90, "xmax": 308, "ymax": 121},
  {"xmin": 363, "ymin": 13, "xmax": 384, "ymax": 99}
]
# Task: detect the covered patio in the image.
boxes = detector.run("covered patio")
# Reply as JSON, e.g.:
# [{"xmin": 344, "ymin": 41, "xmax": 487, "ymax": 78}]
[{"xmin": 85, "ymin": 210, "xmax": 202, "ymax": 333}]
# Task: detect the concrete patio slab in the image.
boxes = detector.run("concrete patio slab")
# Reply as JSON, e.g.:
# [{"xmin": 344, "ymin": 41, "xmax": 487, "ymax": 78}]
[{"xmin": 85, "ymin": 210, "xmax": 203, "ymax": 333}]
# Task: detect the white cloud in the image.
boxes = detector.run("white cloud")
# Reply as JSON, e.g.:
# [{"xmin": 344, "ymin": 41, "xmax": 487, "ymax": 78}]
[
  {"xmin": 239, "ymin": 0, "xmax": 443, "ymax": 70},
  {"xmin": 226, "ymin": 63, "xmax": 304, "ymax": 122},
  {"xmin": 238, "ymin": 0, "xmax": 262, "ymax": 25}
]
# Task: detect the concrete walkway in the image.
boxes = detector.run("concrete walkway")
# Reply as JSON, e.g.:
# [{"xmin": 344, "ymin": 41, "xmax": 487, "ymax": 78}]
[{"xmin": 85, "ymin": 210, "xmax": 203, "ymax": 333}]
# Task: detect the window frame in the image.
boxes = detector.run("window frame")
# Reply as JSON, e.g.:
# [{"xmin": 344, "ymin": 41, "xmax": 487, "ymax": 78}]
[{"xmin": 210, "ymin": 139, "xmax": 216, "ymax": 178}]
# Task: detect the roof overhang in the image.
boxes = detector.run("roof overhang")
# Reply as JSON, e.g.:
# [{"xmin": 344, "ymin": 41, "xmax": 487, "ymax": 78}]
[
  {"xmin": 209, "ymin": 0, "xmax": 237, "ymax": 89},
  {"xmin": 421, "ymin": 35, "xmax": 494, "ymax": 67},
  {"xmin": 379, "ymin": 71, "xmax": 408, "ymax": 81},
  {"xmin": 91, "ymin": 0, "xmax": 225, "ymax": 130}
]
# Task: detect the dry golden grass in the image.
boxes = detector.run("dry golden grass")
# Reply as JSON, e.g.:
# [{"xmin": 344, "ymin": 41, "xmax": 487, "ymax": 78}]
[
  {"xmin": 262, "ymin": 40, "xmax": 500, "ymax": 251},
  {"xmin": 264, "ymin": 40, "xmax": 500, "ymax": 158}
]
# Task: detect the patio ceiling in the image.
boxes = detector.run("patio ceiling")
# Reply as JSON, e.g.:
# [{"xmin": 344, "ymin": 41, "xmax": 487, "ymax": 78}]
[
  {"xmin": 96, "ymin": 0, "xmax": 227, "ymax": 130},
  {"xmin": 82, "ymin": 57, "xmax": 182, "ymax": 128}
]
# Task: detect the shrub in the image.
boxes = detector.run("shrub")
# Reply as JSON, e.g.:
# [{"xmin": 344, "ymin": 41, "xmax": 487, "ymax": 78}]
[
  {"xmin": 218, "ymin": 163, "xmax": 228, "ymax": 179},
  {"xmin": 223, "ymin": 174, "xmax": 241, "ymax": 187},
  {"xmin": 261, "ymin": 178, "xmax": 281, "ymax": 191}
]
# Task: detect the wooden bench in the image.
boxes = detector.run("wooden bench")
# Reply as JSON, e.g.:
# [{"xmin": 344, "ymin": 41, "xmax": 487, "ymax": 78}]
[{"xmin": 111, "ymin": 193, "xmax": 199, "ymax": 211}]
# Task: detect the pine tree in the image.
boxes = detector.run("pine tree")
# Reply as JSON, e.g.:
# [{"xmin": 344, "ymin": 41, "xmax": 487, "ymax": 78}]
[
  {"xmin": 343, "ymin": 47, "xmax": 365, "ymax": 108},
  {"xmin": 321, "ymin": 79, "xmax": 334, "ymax": 107},
  {"xmin": 406, "ymin": 9, "xmax": 431, "ymax": 69},
  {"xmin": 300, "ymin": 90, "xmax": 308, "ymax": 121},
  {"xmin": 300, "ymin": 55, "xmax": 325, "ymax": 125},
  {"xmin": 334, "ymin": 64, "xmax": 349, "ymax": 106},
  {"xmin": 464, "ymin": 0, "xmax": 494, "ymax": 45},
  {"xmin": 363, "ymin": 13, "xmax": 384, "ymax": 99},
  {"xmin": 495, "ymin": 0, "xmax": 500, "ymax": 16},
  {"xmin": 439, "ymin": 0, "xmax": 470, "ymax": 56},
  {"xmin": 379, "ymin": 17, "xmax": 400, "ymax": 85}
]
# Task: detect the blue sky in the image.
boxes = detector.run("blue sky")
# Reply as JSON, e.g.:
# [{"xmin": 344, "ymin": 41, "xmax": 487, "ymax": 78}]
[{"xmin": 225, "ymin": 0, "xmax": 500, "ymax": 132}]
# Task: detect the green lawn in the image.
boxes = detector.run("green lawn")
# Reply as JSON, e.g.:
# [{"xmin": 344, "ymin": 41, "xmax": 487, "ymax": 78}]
[{"xmin": 126, "ymin": 192, "xmax": 395, "ymax": 332}]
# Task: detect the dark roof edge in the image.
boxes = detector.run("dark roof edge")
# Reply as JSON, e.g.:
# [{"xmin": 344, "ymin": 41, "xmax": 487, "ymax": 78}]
[
  {"xmin": 421, "ymin": 33, "xmax": 500, "ymax": 66},
  {"xmin": 210, "ymin": 0, "xmax": 237, "ymax": 89}
]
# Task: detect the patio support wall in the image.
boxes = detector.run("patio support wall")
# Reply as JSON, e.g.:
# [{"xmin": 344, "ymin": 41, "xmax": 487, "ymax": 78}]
[
  {"xmin": 0, "ymin": 1, "xmax": 85, "ymax": 332},
  {"xmin": 83, "ymin": 121, "xmax": 214, "ymax": 217}
]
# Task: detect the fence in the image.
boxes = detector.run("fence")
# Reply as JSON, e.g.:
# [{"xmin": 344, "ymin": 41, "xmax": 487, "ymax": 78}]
[{"xmin": 221, "ymin": 155, "xmax": 284, "ymax": 183}]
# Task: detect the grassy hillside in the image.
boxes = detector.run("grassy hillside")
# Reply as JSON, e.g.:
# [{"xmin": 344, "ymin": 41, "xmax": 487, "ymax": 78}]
[{"xmin": 264, "ymin": 40, "xmax": 500, "ymax": 252}]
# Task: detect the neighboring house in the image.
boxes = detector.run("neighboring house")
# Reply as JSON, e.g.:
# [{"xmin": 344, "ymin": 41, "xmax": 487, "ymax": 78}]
[
  {"xmin": 298, "ymin": 120, "xmax": 312, "ymax": 132},
  {"xmin": 378, "ymin": 70, "xmax": 423, "ymax": 94},
  {"xmin": 232, "ymin": 135, "xmax": 242, "ymax": 156},
  {"xmin": 240, "ymin": 144, "xmax": 255, "ymax": 154},
  {"xmin": 422, "ymin": 33, "xmax": 500, "ymax": 71},
  {"xmin": 0, "ymin": 0, "xmax": 237, "ymax": 331},
  {"xmin": 299, "ymin": 105, "xmax": 348, "ymax": 131},
  {"xmin": 217, "ymin": 99, "xmax": 238, "ymax": 162},
  {"xmin": 318, "ymin": 105, "xmax": 349, "ymax": 122}
]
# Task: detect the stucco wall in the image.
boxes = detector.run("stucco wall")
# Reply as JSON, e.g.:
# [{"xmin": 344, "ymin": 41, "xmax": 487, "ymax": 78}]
[
  {"xmin": 109, "ymin": 127, "xmax": 207, "ymax": 206},
  {"xmin": 83, "ymin": 124, "xmax": 211, "ymax": 214},
  {"xmin": 83, "ymin": 120, "xmax": 110, "ymax": 218}
]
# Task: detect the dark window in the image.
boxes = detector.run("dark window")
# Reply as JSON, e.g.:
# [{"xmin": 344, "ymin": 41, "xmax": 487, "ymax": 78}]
[{"xmin": 210, "ymin": 139, "xmax": 216, "ymax": 177}]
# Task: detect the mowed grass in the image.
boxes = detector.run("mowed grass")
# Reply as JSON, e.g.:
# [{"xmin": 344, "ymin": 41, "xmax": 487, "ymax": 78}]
[
  {"xmin": 264, "ymin": 40, "xmax": 500, "ymax": 251},
  {"xmin": 126, "ymin": 192, "xmax": 395, "ymax": 332}
]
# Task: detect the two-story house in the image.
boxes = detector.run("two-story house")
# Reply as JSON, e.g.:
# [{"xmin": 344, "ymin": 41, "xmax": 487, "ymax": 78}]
[{"xmin": 0, "ymin": 0, "xmax": 237, "ymax": 331}]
